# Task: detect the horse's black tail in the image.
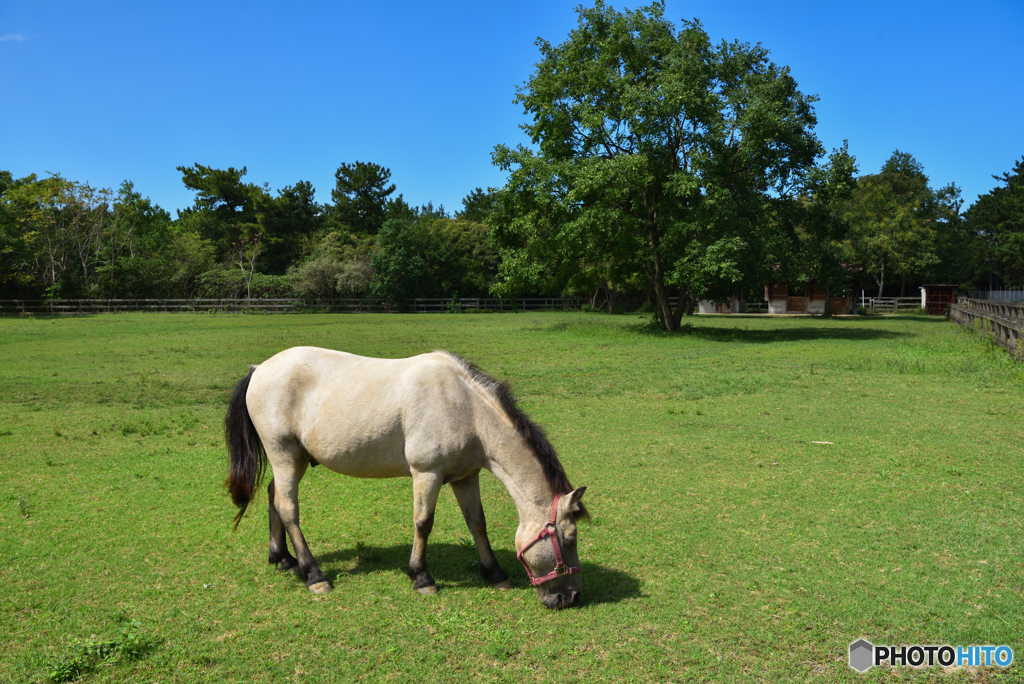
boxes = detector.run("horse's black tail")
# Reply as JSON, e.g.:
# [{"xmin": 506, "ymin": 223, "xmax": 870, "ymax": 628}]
[{"xmin": 225, "ymin": 368, "xmax": 266, "ymax": 530}]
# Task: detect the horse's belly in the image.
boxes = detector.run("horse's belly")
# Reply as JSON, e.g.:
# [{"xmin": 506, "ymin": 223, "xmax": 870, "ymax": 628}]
[{"xmin": 310, "ymin": 435, "xmax": 412, "ymax": 479}]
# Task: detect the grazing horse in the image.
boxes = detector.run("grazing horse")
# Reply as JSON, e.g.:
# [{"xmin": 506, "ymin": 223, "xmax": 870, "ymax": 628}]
[{"xmin": 225, "ymin": 347, "xmax": 588, "ymax": 609}]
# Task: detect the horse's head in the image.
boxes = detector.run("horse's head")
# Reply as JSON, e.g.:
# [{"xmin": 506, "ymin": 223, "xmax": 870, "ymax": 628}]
[{"xmin": 516, "ymin": 487, "xmax": 587, "ymax": 610}]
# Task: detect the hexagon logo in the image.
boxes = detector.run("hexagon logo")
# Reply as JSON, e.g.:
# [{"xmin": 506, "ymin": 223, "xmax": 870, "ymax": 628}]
[{"xmin": 849, "ymin": 639, "xmax": 874, "ymax": 672}]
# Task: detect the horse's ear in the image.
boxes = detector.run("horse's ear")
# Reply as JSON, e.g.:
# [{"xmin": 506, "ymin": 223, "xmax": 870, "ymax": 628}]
[{"xmin": 562, "ymin": 486, "xmax": 588, "ymax": 520}]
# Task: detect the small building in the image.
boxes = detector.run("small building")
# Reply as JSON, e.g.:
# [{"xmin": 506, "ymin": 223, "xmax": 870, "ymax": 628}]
[
  {"xmin": 922, "ymin": 284, "xmax": 957, "ymax": 315},
  {"xmin": 764, "ymin": 282, "xmax": 851, "ymax": 314},
  {"xmin": 698, "ymin": 294, "xmax": 746, "ymax": 314}
]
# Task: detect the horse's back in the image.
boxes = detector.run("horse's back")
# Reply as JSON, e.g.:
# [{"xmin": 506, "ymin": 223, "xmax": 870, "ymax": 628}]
[{"xmin": 246, "ymin": 348, "xmax": 485, "ymax": 478}]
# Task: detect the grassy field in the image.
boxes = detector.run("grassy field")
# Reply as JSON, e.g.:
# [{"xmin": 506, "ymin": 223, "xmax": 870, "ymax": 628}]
[{"xmin": 0, "ymin": 311, "xmax": 1021, "ymax": 683}]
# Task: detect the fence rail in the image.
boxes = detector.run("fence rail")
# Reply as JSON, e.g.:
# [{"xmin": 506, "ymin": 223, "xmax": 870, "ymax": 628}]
[
  {"xmin": 866, "ymin": 296, "xmax": 923, "ymax": 313},
  {"xmin": 968, "ymin": 288, "xmax": 1024, "ymax": 302},
  {"xmin": 0, "ymin": 297, "xmax": 589, "ymax": 316},
  {"xmin": 950, "ymin": 298, "xmax": 1023, "ymax": 360}
]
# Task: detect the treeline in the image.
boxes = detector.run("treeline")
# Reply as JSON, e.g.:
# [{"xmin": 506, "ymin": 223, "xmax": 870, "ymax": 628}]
[
  {"xmin": 3, "ymin": 4, "xmax": 1023, "ymax": 320},
  {"xmin": 0, "ymin": 161, "xmax": 498, "ymax": 301},
  {"xmin": 1, "ymin": 152, "xmax": 1020, "ymax": 310}
]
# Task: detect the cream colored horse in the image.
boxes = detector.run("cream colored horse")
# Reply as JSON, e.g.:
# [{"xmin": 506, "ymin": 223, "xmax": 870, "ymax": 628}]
[{"xmin": 225, "ymin": 347, "xmax": 588, "ymax": 609}]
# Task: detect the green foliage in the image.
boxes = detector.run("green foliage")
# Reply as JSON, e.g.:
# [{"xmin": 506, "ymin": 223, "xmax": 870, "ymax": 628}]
[
  {"xmin": 288, "ymin": 257, "xmax": 347, "ymax": 299},
  {"xmin": 162, "ymin": 231, "xmax": 216, "ymax": 298},
  {"xmin": 792, "ymin": 142, "xmax": 859, "ymax": 313},
  {"xmin": 491, "ymin": 2, "xmax": 822, "ymax": 330},
  {"xmin": 0, "ymin": 174, "xmax": 115, "ymax": 297},
  {"xmin": 0, "ymin": 163, "xmax": 497, "ymax": 300},
  {"xmin": 287, "ymin": 256, "xmax": 373, "ymax": 298},
  {"xmin": 445, "ymin": 293, "xmax": 464, "ymax": 313},
  {"xmin": 370, "ymin": 217, "xmax": 497, "ymax": 300},
  {"xmin": 89, "ymin": 181, "xmax": 174, "ymax": 298},
  {"xmin": 843, "ymin": 150, "xmax": 961, "ymax": 296},
  {"xmin": 176, "ymin": 164, "xmax": 323, "ymax": 275},
  {"xmin": 47, "ymin": 620, "xmax": 154, "ymax": 683},
  {"xmin": 370, "ymin": 219, "xmax": 427, "ymax": 300},
  {"xmin": 330, "ymin": 161, "xmax": 396, "ymax": 235},
  {"xmin": 195, "ymin": 268, "xmax": 293, "ymax": 299},
  {"xmin": 254, "ymin": 180, "xmax": 325, "ymax": 274},
  {"xmin": 334, "ymin": 258, "xmax": 374, "ymax": 296},
  {"xmin": 175, "ymin": 164, "xmax": 257, "ymax": 260},
  {"xmin": 965, "ymin": 155, "xmax": 1024, "ymax": 287},
  {"xmin": 0, "ymin": 172, "xmax": 51, "ymax": 294},
  {"xmin": 428, "ymin": 218, "xmax": 498, "ymax": 295},
  {"xmin": 457, "ymin": 187, "xmax": 497, "ymax": 223}
]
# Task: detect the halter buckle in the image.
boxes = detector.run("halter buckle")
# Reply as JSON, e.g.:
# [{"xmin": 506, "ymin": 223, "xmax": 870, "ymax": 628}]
[{"xmin": 555, "ymin": 563, "xmax": 568, "ymax": 577}]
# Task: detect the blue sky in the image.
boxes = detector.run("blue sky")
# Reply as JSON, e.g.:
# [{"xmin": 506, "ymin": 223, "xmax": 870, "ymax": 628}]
[{"xmin": 2, "ymin": 1, "xmax": 1022, "ymax": 216}]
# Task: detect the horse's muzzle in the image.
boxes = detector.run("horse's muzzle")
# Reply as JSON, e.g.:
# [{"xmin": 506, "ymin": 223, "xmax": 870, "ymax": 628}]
[{"xmin": 541, "ymin": 590, "xmax": 580, "ymax": 610}]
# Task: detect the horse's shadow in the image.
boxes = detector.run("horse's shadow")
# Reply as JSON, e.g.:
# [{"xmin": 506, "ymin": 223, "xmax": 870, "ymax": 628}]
[
  {"xmin": 626, "ymin": 319, "xmax": 918, "ymax": 343},
  {"xmin": 311, "ymin": 542, "xmax": 641, "ymax": 606}
]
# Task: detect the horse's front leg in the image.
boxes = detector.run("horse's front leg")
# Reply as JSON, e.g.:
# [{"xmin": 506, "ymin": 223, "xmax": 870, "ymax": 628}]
[
  {"xmin": 272, "ymin": 459, "xmax": 332, "ymax": 594},
  {"xmin": 407, "ymin": 470, "xmax": 443, "ymax": 595},
  {"xmin": 450, "ymin": 470, "xmax": 511, "ymax": 589}
]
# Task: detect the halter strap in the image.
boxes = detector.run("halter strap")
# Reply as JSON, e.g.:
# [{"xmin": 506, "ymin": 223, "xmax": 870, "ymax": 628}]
[{"xmin": 516, "ymin": 492, "xmax": 582, "ymax": 586}]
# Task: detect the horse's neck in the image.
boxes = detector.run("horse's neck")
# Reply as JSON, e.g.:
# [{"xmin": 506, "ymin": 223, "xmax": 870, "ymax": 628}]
[{"xmin": 482, "ymin": 429, "xmax": 553, "ymax": 526}]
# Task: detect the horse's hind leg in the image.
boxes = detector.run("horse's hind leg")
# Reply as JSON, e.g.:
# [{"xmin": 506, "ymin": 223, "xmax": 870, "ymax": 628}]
[
  {"xmin": 407, "ymin": 469, "xmax": 443, "ymax": 595},
  {"xmin": 271, "ymin": 456, "xmax": 332, "ymax": 594},
  {"xmin": 267, "ymin": 479, "xmax": 298, "ymax": 572},
  {"xmin": 450, "ymin": 471, "xmax": 511, "ymax": 589}
]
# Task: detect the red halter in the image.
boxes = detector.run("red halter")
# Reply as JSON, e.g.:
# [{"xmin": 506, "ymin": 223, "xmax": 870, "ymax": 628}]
[{"xmin": 516, "ymin": 492, "xmax": 582, "ymax": 586}]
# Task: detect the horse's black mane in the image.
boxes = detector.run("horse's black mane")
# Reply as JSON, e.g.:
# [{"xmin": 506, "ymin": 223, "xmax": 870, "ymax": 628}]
[{"xmin": 448, "ymin": 353, "xmax": 588, "ymax": 520}]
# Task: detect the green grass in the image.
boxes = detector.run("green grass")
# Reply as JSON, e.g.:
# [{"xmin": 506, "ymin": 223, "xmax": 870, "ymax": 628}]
[{"xmin": 0, "ymin": 311, "xmax": 1022, "ymax": 683}]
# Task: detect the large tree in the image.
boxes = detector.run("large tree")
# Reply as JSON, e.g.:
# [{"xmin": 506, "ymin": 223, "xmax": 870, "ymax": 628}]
[
  {"xmin": 457, "ymin": 187, "xmax": 497, "ymax": 224},
  {"xmin": 175, "ymin": 164, "xmax": 260, "ymax": 261},
  {"xmin": 490, "ymin": 1, "xmax": 822, "ymax": 330},
  {"xmin": 253, "ymin": 180, "xmax": 324, "ymax": 273},
  {"xmin": 330, "ymin": 161, "xmax": 396, "ymax": 235},
  {"xmin": 177, "ymin": 164, "xmax": 322, "ymax": 275},
  {"xmin": 0, "ymin": 174, "xmax": 114, "ymax": 297},
  {"xmin": 965, "ymin": 156, "xmax": 1024, "ymax": 288},
  {"xmin": 793, "ymin": 142, "xmax": 859, "ymax": 315},
  {"xmin": 843, "ymin": 151, "xmax": 957, "ymax": 297},
  {"xmin": 91, "ymin": 181, "xmax": 173, "ymax": 298}
]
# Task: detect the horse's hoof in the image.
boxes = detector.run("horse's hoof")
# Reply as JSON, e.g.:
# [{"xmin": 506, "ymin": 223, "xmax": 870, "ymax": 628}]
[
  {"xmin": 491, "ymin": 579, "xmax": 513, "ymax": 590},
  {"xmin": 308, "ymin": 581, "xmax": 333, "ymax": 595},
  {"xmin": 416, "ymin": 585, "xmax": 439, "ymax": 595}
]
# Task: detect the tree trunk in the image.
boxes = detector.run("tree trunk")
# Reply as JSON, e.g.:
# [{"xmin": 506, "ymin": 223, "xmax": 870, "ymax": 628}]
[
  {"xmin": 680, "ymin": 291, "xmax": 695, "ymax": 318},
  {"xmin": 651, "ymin": 274, "xmax": 674, "ymax": 330},
  {"xmin": 877, "ymin": 262, "xmax": 886, "ymax": 298},
  {"xmin": 646, "ymin": 228, "xmax": 677, "ymax": 331},
  {"xmin": 823, "ymin": 285, "xmax": 832, "ymax": 318}
]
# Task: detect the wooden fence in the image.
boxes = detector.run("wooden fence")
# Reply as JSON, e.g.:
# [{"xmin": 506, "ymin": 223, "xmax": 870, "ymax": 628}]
[
  {"xmin": 0, "ymin": 297, "xmax": 589, "ymax": 316},
  {"xmin": 866, "ymin": 296, "xmax": 924, "ymax": 313},
  {"xmin": 950, "ymin": 298, "xmax": 1023, "ymax": 360}
]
